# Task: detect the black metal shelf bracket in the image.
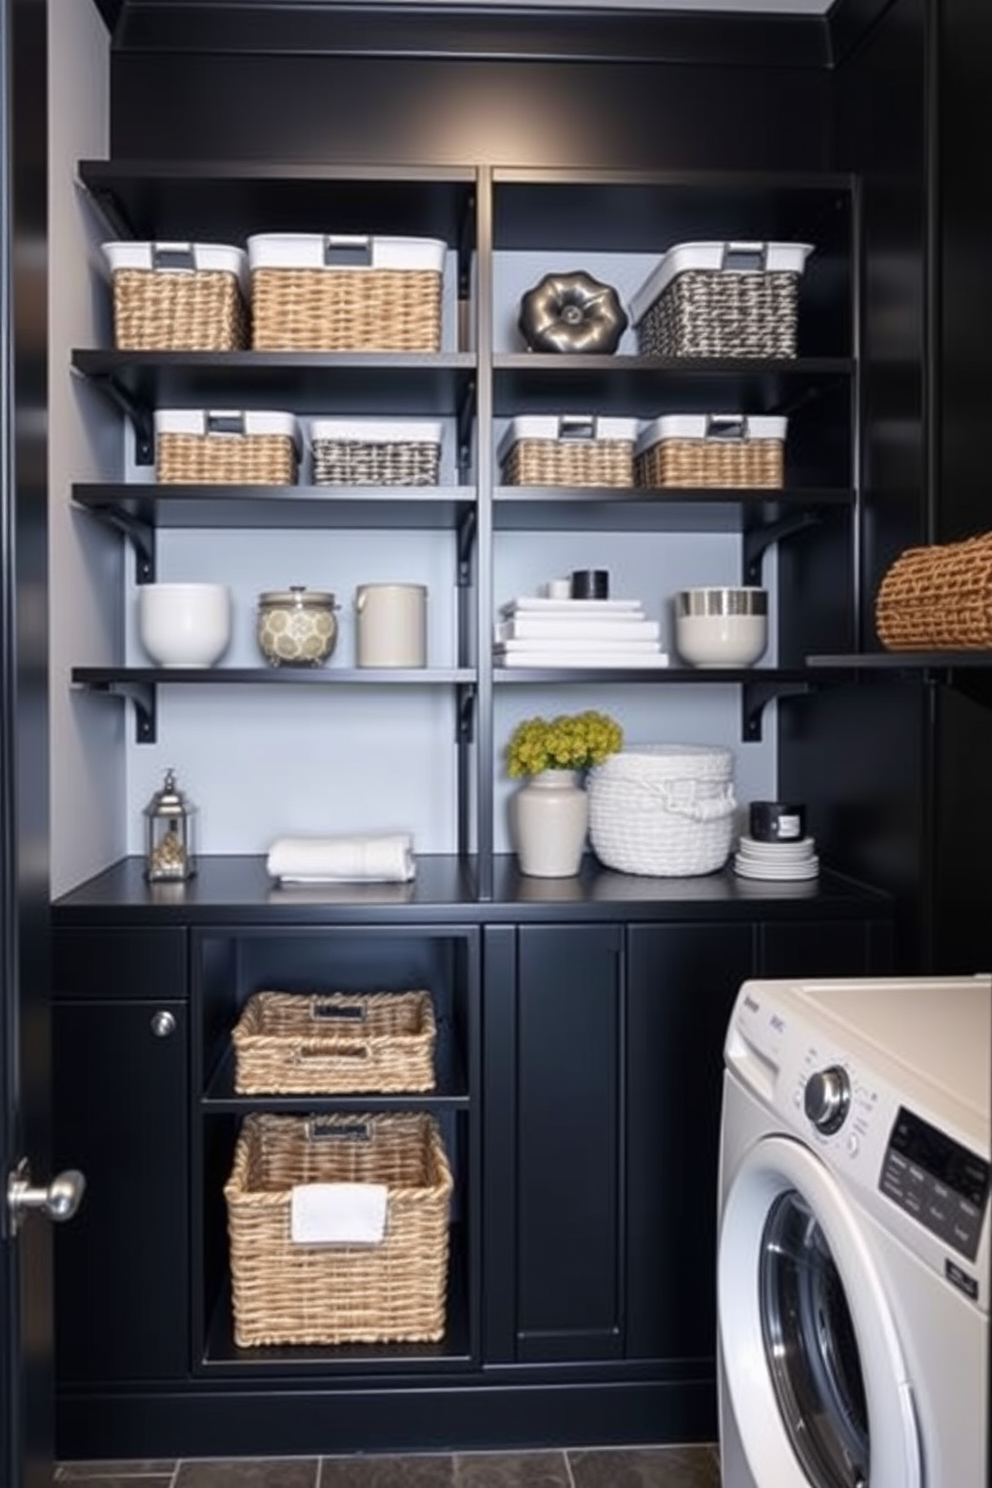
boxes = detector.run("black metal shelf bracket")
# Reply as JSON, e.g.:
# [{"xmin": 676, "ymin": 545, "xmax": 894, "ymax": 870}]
[
  {"xmin": 94, "ymin": 506, "xmax": 156, "ymax": 583},
  {"xmin": 456, "ymin": 506, "xmax": 477, "ymax": 587},
  {"xmin": 457, "ymin": 191, "xmax": 475, "ymax": 302},
  {"xmin": 456, "ymin": 682, "xmax": 476, "ymax": 744},
  {"xmin": 457, "ymin": 378, "xmax": 476, "ymax": 475},
  {"xmin": 74, "ymin": 365, "xmax": 155, "ymax": 465},
  {"xmin": 741, "ymin": 677, "xmax": 811, "ymax": 741},
  {"xmin": 87, "ymin": 678, "xmax": 157, "ymax": 744},
  {"xmin": 743, "ymin": 509, "xmax": 821, "ymax": 585},
  {"xmin": 76, "ymin": 176, "xmax": 135, "ymax": 241}
]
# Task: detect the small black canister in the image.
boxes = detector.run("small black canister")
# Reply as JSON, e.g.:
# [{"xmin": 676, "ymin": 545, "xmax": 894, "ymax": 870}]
[{"xmin": 750, "ymin": 801, "xmax": 807, "ymax": 842}]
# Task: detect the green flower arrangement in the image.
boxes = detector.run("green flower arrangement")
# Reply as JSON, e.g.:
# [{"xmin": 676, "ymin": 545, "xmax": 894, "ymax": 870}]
[{"xmin": 506, "ymin": 709, "xmax": 623, "ymax": 778}]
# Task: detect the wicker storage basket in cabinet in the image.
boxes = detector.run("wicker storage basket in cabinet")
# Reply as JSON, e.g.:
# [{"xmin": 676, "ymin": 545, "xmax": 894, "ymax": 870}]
[
  {"xmin": 154, "ymin": 410, "xmax": 301, "ymax": 485},
  {"xmin": 635, "ymin": 414, "xmax": 787, "ymax": 490},
  {"xmin": 875, "ymin": 531, "xmax": 992, "ymax": 650},
  {"xmin": 310, "ymin": 419, "xmax": 442, "ymax": 487},
  {"xmin": 629, "ymin": 241, "xmax": 814, "ymax": 360},
  {"xmin": 498, "ymin": 415, "xmax": 638, "ymax": 488},
  {"xmin": 247, "ymin": 234, "xmax": 446, "ymax": 352},
  {"xmin": 225, "ymin": 1112, "xmax": 453, "ymax": 1346},
  {"xmin": 102, "ymin": 242, "xmax": 249, "ymax": 352},
  {"xmin": 588, "ymin": 745, "xmax": 737, "ymax": 877},
  {"xmin": 231, "ymin": 989, "xmax": 437, "ymax": 1094}
]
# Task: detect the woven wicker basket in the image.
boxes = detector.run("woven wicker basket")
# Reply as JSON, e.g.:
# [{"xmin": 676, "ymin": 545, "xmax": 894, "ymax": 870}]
[
  {"xmin": 231, "ymin": 989, "xmax": 437, "ymax": 1094},
  {"xmin": 499, "ymin": 416, "xmax": 638, "ymax": 489},
  {"xmin": 875, "ymin": 532, "xmax": 992, "ymax": 650},
  {"xmin": 311, "ymin": 420, "xmax": 442, "ymax": 487},
  {"xmin": 103, "ymin": 242, "xmax": 249, "ymax": 352},
  {"xmin": 225, "ymin": 1112, "xmax": 453, "ymax": 1346},
  {"xmin": 588, "ymin": 745, "xmax": 736, "ymax": 877},
  {"xmin": 248, "ymin": 234, "xmax": 445, "ymax": 353},
  {"xmin": 630, "ymin": 242, "xmax": 813, "ymax": 361},
  {"xmin": 634, "ymin": 415, "xmax": 786, "ymax": 490},
  {"xmin": 154, "ymin": 411, "xmax": 299, "ymax": 486}
]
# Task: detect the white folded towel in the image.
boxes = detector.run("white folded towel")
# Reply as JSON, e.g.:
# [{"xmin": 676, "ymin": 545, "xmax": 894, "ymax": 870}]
[
  {"xmin": 267, "ymin": 833, "xmax": 416, "ymax": 884},
  {"xmin": 290, "ymin": 1182, "xmax": 388, "ymax": 1245}
]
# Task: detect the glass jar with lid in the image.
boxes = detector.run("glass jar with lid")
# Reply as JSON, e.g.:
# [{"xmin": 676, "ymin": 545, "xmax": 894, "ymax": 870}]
[{"xmin": 257, "ymin": 585, "xmax": 338, "ymax": 667}]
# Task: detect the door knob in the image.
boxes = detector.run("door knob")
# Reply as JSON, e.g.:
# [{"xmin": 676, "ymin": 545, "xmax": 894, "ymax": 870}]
[
  {"xmin": 150, "ymin": 1009, "xmax": 176, "ymax": 1037},
  {"xmin": 6, "ymin": 1159, "xmax": 86, "ymax": 1233}
]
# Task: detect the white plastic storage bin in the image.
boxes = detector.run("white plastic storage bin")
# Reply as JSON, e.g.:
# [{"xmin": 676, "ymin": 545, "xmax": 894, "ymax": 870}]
[
  {"xmin": 154, "ymin": 409, "xmax": 301, "ymax": 486},
  {"xmin": 629, "ymin": 241, "xmax": 814, "ymax": 360},
  {"xmin": 102, "ymin": 241, "xmax": 249, "ymax": 351},
  {"xmin": 588, "ymin": 744, "xmax": 737, "ymax": 876},
  {"xmin": 310, "ymin": 419, "xmax": 443, "ymax": 487},
  {"xmin": 498, "ymin": 415, "xmax": 639, "ymax": 488},
  {"xmin": 247, "ymin": 233, "xmax": 447, "ymax": 352},
  {"xmin": 634, "ymin": 414, "xmax": 788, "ymax": 489}
]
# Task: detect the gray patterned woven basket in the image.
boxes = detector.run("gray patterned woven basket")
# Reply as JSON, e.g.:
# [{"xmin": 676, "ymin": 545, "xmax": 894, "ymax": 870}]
[
  {"xmin": 313, "ymin": 438, "xmax": 441, "ymax": 487},
  {"xmin": 636, "ymin": 270, "xmax": 800, "ymax": 360}
]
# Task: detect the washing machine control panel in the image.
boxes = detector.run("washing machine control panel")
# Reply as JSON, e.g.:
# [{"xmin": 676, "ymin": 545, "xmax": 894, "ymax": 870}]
[
  {"xmin": 804, "ymin": 1065, "xmax": 852, "ymax": 1133},
  {"xmin": 879, "ymin": 1106, "xmax": 990, "ymax": 1262}
]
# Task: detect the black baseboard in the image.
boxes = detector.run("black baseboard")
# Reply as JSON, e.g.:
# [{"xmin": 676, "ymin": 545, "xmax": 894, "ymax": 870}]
[{"xmin": 57, "ymin": 1377, "xmax": 717, "ymax": 1461}]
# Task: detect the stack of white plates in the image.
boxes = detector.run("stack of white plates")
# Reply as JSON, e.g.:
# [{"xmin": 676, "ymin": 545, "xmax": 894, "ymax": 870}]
[{"xmin": 733, "ymin": 834, "xmax": 819, "ymax": 881}]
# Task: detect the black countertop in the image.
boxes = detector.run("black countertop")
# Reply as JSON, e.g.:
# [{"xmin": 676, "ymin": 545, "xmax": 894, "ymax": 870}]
[{"xmin": 52, "ymin": 854, "xmax": 894, "ymax": 925}]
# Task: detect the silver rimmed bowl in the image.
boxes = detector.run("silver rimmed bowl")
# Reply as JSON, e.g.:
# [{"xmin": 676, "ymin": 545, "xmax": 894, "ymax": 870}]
[{"xmin": 674, "ymin": 587, "xmax": 768, "ymax": 667}]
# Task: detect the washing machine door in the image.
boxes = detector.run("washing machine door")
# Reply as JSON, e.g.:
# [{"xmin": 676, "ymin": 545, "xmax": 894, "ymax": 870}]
[{"xmin": 719, "ymin": 1134, "xmax": 921, "ymax": 1488}]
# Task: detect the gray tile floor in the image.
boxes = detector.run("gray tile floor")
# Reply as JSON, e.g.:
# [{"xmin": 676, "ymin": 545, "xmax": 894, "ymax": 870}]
[{"xmin": 54, "ymin": 1445, "xmax": 722, "ymax": 1488}]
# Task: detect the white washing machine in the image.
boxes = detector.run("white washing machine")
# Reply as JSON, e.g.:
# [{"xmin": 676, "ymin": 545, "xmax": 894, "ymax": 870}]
[{"xmin": 717, "ymin": 975, "xmax": 990, "ymax": 1488}]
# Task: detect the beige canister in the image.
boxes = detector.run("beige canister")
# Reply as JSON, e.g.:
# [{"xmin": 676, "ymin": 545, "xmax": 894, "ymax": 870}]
[{"xmin": 355, "ymin": 583, "xmax": 428, "ymax": 667}]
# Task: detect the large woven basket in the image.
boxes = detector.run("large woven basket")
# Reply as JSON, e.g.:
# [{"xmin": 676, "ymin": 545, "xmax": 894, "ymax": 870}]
[
  {"xmin": 630, "ymin": 243, "xmax": 813, "ymax": 361},
  {"xmin": 248, "ymin": 234, "xmax": 445, "ymax": 353},
  {"xmin": 876, "ymin": 532, "xmax": 992, "ymax": 650},
  {"xmin": 311, "ymin": 419, "xmax": 442, "ymax": 487},
  {"xmin": 154, "ymin": 411, "xmax": 299, "ymax": 486},
  {"xmin": 103, "ymin": 242, "xmax": 249, "ymax": 352},
  {"xmin": 225, "ymin": 1112, "xmax": 453, "ymax": 1346},
  {"xmin": 231, "ymin": 989, "xmax": 437, "ymax": 1094},
  {"xmin": 499, "ymin": 416, "xmax": 638, "ymax": 489},
  {"xmin": 634, "ymin": 415, "xmax": 786, "ymax": 490},
  {"xmin": 588, "ymin": 745, "xmax": 736, "ymax": 877}
]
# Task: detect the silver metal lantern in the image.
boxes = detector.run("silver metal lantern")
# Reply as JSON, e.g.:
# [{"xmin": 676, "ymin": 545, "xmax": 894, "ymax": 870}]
[{"xmin": 144, "ymin": 768, "xmax": 197, "ymax": 882}]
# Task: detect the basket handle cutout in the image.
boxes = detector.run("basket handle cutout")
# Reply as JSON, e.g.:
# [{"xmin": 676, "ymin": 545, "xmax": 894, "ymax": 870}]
[
  {"xmin": 556, "ymin": 415, "xmax": 597, "ymax": 441},
  {"xmin": 307, "ymin": 1117, "xmax": 372, "ymax": 1142},
  {"xmin": 151, "ymin": 244, "xmax": 196, "ymax": 272},
  {"xmin": 323, "ymin": 236, "xmax": 373, "ymax": 267},
  {"xmin": 705, "ymin": 415, "xmax": 747, "ymax": 442},
  {"xmin": 206, "ymin": 412, "xmax": 247, "ymax": 437},
  {"xmin": 636, "ymin": 779, "xmax": 737, "ymax": 822},
  {"xmin": 311, "ymin": 999, "xmax": 368, "ymax": 1023},
  {"xmin": 721, "ymin": 242, "xmax": 768, "ymax": 273},
  {"xmin": 293, "ymin": 1042, "xmax": 371, "ymax": 1062}
]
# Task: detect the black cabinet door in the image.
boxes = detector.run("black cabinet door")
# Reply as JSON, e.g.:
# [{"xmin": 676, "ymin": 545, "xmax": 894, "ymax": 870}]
[
  {"xmin": 52, "ymin": 998, "xmax": 189, "ymax": 1384},
  {"xmin": 625, "ymin": 922, "xmax": 753, "ymax": 1362},
  {"xmin": 483, "ymin": 923, "xmax": 623, "ymax": 1364},
  {"xmin": 758, "ymin": 918, "xmax": 893, "ymax": 977}
]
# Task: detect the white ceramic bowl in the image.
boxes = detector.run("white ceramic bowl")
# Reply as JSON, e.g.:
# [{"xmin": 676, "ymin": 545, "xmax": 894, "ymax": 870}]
[
  {"xmin": 674, "ymin": 588, "xmax": 768, "ymax": 668},
  {"xmin": 138, "ymin": 583, "xmax": 232, "ymax": 668}
]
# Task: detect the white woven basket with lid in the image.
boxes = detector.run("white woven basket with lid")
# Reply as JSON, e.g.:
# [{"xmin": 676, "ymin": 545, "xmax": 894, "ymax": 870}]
[{"xmin": 588, "ymin": 744, "xmax": 736, "ymax": 877}]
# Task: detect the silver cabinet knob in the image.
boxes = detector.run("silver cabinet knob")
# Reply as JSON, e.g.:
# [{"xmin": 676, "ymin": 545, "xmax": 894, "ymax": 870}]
[
  {"xmin": 7, "ymin": 1160, "xmax": 86, "ymax": 1232},
  {"xmin": 150, "ymin": 1009, "xmax": 177, "ymax": 1038}
]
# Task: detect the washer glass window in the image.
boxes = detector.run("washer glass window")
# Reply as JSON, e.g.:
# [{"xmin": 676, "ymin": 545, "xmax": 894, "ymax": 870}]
[{"xmin": 759, "ymin": 1188, "xmax": 870, "ymax": 1488}]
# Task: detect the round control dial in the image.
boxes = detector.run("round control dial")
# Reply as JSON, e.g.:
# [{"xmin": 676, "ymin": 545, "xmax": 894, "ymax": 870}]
[{"xmin": 803, "ymin": 1065, "xmax": 851, "ymax": 1134}]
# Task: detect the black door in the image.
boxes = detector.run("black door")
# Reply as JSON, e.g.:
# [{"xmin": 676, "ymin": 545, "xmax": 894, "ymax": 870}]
[{"xmin": 1, "ymin": 3, "xmax": 59, "ymax": 1485}]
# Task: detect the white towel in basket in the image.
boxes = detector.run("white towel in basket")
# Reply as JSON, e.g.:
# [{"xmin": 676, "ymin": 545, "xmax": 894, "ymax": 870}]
[
  {"xmin": 267, "ymin": 833, "xmax": 415, "ymax": 884},
  {"xmin": 290, "ymin": 1182, "xmax": 388, "ymax": 1245}
]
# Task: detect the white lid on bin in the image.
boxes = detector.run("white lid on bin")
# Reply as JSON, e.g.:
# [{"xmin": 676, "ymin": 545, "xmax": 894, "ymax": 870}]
[
  {"xmin": 101, "ymin": 241, "xmax": 249, "ymax": 295},
  {"xmin": 629, "ymin": 241, "xmax": 814, "ymax": 326},
  {"xmin": 154, "ymin": 409, "xmax": 302, "ymax": 452},
  {"xmin": 310, "ymin": 418, "xmax": 443, "ymax": 446},
  {"xmin": 247, "ymin": 234, "xmax": 447, "ymax": 273},
  {"xmin": 498, "ymin": 415, "xmax": 639, "ymax": 465},
  {"xmin": 635, "ymin": 414, "xmax": 788, "ymax": 455}
]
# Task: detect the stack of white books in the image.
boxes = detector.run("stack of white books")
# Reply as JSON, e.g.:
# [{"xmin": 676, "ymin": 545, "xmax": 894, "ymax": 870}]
[{"xmin": 494, "ymin": 596, "xmax": 670, "ymax": 668}]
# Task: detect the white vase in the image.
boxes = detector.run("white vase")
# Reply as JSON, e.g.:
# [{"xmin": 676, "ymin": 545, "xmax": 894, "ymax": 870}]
[{"xmin": 512, "ymin": 769, "xmax": 589, "ymax": 877}]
